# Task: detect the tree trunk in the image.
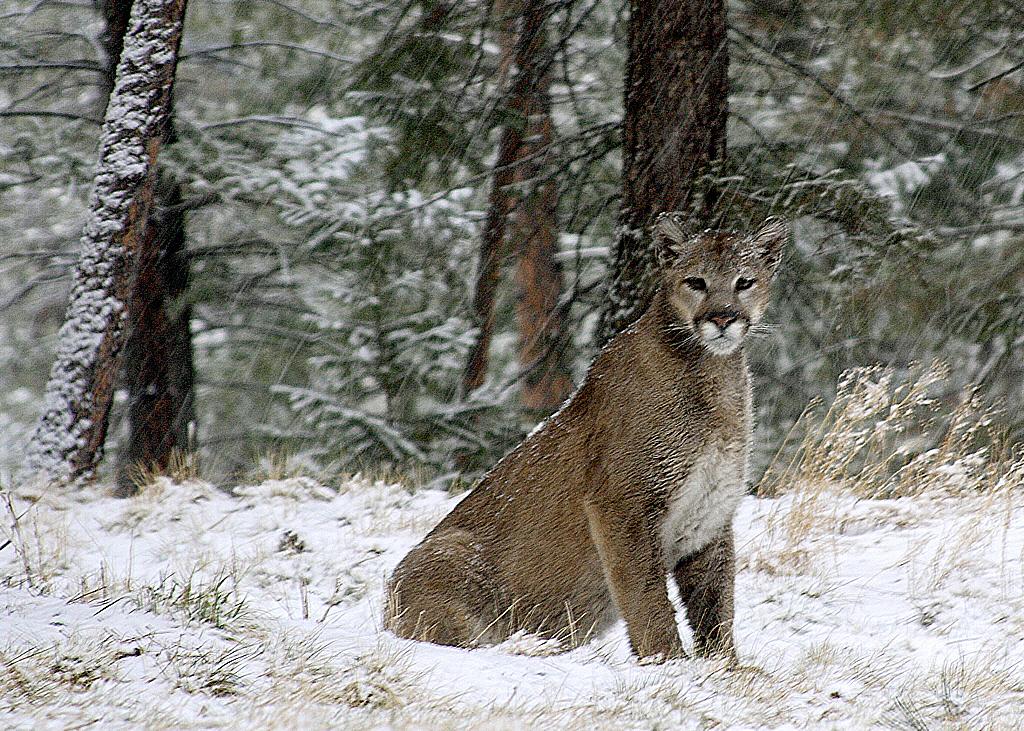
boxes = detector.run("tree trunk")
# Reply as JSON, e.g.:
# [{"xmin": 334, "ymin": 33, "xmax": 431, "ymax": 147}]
[
  {"xmin": 462, "ymin": 133, "xmax": 521, "ymax": 396},
  {"xmin": 25, "ymin": 0, "xmax": 189, "ymax": 485},
  {"xmin": 462, "ymin": 1, "xmax": 521, "ymax": 397},
  {"xmin": 597, "ymin": 0, "xmax": 729, "ymax": 344},
  {"xmin": 98, "ymin": 0, "xmax": 134, "ymax": 105},
  {"xmin": 511, "ymin": 0, "xmax": 573, "ymax": 412},
  {"xmin": 463, "ymin": 0, "xmax": 573, "ymax": 414},
  {"xmin": 104, "ymin": 11, "xmax": 195, "ymax": 495},
  {"xmin": 116, "ymin": 170, "xmax": 196, "ymax": 495}
]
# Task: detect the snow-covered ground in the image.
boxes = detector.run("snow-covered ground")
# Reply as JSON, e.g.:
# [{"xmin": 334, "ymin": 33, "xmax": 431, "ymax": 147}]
[{"xmin": 3, "ymin": 468, "xmax": 1024, "ymax": 729}]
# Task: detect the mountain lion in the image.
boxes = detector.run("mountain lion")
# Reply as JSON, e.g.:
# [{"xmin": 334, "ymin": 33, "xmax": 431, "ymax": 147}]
[{"xmin": 385, "ymin": 214, "xmax": 788, "ymax": 661}]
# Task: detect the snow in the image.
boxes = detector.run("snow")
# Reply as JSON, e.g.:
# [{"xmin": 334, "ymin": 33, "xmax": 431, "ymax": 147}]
[
  {"xmin": 3, "ymin": 474, "xmax": 1024, "ymax": 728},
  {"xmin": 863, "ymin": 154, "xmax": 946, "ymax": 210}
]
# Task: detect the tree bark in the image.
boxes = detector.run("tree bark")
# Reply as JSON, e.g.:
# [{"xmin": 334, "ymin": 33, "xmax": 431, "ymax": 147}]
[
  {"xmin": 98, "ymin": 0, "xmax": 135, "ymax": 105},
  {"xmin": 463, "ymin": 0, "xmax": 573, "ymax": 414},
  {"xmin": 116, "ymin": 169, "xmax": 196, "ymax": 495},
  {"xmin": 25, "ymin": 0, "xmax": 189, "ymax": 485},
  {"xmin": 462, "ymin": 1, "xmax": 521, "ymax": 397},
  {"xmin": 597, "ymin": 0, "xmax": 729, "ymax": 344},
  {"xmin": 511, "ymin": 0, "xmax": 573, "ymax": 412},
  {"xmin": 462, "ymin": 132, "xmax": 521, "ymax": 396},
  {"xmin": 104, "ymin": 4, "xmax": 195, "ymax": 496}
]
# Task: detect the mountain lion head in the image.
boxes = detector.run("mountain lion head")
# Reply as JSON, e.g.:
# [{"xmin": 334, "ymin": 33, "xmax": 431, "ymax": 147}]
[{"xmin": 654, "ymin": 213, "xmax": 788, "ymax": 356}]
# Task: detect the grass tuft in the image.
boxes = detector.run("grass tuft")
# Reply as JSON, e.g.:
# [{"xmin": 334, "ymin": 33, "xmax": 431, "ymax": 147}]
[
  {"xmin": 132, "ymin": 570, "xmax": 251, "ymax": 631},
  {"xmin": 758, "ymin": 361, "xmax": 1021, "ymax": 499}
]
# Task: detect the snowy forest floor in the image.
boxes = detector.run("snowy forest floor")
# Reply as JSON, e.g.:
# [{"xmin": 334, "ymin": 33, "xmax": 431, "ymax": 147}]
[{"xmin": 3, "ymin": 468, "xmax": 1024, "ymax": 729}]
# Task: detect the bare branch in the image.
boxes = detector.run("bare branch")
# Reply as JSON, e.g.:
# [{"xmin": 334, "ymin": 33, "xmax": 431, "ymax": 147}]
[
  {"xmin": 0, "ymin": 61, "xmax": 103, "ymax": 73},
  {"xmin": 967, "ymin": 57, "xmax": 1024, "ymax": 91},
  {"xmin": 180, "ymin": 40, "xmax": 354, "ymax": 65},
  {"xmin": 0, "ymin": 110, "xmax": 101, "ymax": 124}
]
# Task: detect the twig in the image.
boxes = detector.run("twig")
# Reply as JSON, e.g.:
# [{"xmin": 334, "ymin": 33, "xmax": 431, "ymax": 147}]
[{"xmin": 967, "ymin": 58, "xmax": 1024, "ymax": 91}]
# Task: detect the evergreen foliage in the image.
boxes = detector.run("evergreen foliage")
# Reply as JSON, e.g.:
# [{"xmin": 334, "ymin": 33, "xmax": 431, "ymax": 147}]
[{"xmin": 2, "ymin": 0, "xmax": 1022, "ymax": 479}]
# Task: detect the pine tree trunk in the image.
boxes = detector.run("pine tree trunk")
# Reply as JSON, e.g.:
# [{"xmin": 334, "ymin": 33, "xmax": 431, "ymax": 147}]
[
  {"xmin": 99, "ymin": 0, "xmax": 197, "ymax": 495},
  {"xmin": 116, "ymin": 171, "xmax": 196, "ymax": 495},
  {"xmin": 462, "ymin": 1, "xmax": 521, "ymax": 397},
  {"xmin": 463, "ymin": 0, "xmax": 573, "ymax": 414},
  {"xmin": 25, "ymin": 0, "xmax": 189, "ymax": 485},
  {"xmin": 511, "ymin": 0, "xmax": 573, "ymax": 413},
  {"xmin": 462, "ymin": 132, "xmax": 521, "ymax": 396},
  {"xmin": 98, "ymin": 0, "xmax": 134, "ymax": 105},
  {"xmin": 597, "ymin": 0, "xmax": 729, "ymax": 344}
]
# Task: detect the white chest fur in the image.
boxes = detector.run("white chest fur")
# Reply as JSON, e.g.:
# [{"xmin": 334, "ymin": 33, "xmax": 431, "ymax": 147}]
[{"xmin": 659, "ymin": 444, "xmax": 746, "ymax": 568}]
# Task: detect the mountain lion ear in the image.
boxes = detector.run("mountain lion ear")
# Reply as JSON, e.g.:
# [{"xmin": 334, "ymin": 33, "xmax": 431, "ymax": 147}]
[
  {"xmin": 653, "ymin": 211, "xmax": 698, "ymax": 266},
  {"xmin": 751, "ymin": 216, "xmax": 789, "ymax": 275}
]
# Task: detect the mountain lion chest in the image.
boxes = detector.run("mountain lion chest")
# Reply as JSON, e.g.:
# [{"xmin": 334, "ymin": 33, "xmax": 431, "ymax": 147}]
[{"xmin": 658, "ymin": 441, "xmax": 746, "ymax": 568}]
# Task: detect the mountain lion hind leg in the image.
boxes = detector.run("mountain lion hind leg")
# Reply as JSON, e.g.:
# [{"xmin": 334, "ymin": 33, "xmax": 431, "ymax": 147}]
[{"xmin": 384, "ymin": 529, "xmax": 505, "ymax": 647}]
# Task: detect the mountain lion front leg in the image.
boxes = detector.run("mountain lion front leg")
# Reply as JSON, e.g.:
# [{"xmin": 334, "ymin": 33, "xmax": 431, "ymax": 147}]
[
  {"xmin": 672, "ymin": 523, "xmax": 736, "ymax": 660},
  {"xmin": 583, "ymin": 495, "xmax": 683, "ymax": 661}
]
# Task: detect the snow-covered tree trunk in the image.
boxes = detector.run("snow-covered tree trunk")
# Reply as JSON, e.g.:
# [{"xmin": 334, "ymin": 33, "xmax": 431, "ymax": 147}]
[
  {"xmin": 25, "ymin": 0, "xmax": 188, "ymax": 485},
  {"xmin": 101, "ymin": 1, "xmax": 196, "ymax": 497}
]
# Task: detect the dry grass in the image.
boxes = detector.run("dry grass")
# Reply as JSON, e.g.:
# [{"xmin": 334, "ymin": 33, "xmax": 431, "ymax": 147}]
[
  {"xmin": 229, "ymin": 637, "xmax": 452, "ymax": 729},
  {"xmin": 750, "ymin": 362, "xmax": 1024, "ymax": 575},
  {"xmin": 758, "ymin": 360, "xmax": 1021, "ymax": 500},
  {"xmin": 1, "ymin": 490, "xmax": 70, "ymax": 592},
  {"xmin": 244, "ymin": 450, "xmax": 432, "ymax": 494},
  {"xmin": 247, "ymin": 450, "xmax": 324, "ymax": 485},
  {"xmin": 0, "ymin": 623, "xmax": 446, "ymax": 729},
  {"xmin": 0, "ymin": 632, "xmax": 132, "ymax": 711},
  {"xmin": 122, "ymin": 449, "xmax": 203, "ymax": 494},
  {"xmin": 131, "ymin": 569, "xmax": 253, "ymax": 631},
  {"xmin": 884, "ymin": 655, "xmax": 1024, "ymax": 731},
  {"xmin": 157, "ymin": 641, "xmax": 259, "ymax": 697},
  {"xmin": 3, "ymin": 363, "xmax": 1024, "ymax": 728}
]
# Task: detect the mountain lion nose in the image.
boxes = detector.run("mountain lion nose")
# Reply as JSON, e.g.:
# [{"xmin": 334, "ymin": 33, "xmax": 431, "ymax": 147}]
[{"xmin": 707, "ymin": 312, "xmax": 738, "ymax": 329}]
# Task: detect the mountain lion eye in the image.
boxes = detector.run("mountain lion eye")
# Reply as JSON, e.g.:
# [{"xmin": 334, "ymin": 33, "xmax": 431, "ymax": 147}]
[
  {"xmin": 735, "ymin": 277, "xmax": 756, "ymax": 291},
  {"xmin": 683, "ymin": 277, "xmax": 707, "ymax": 291}
]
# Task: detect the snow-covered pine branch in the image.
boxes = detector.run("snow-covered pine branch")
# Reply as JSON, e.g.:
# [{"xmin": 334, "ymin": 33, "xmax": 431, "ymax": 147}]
[{"xmin": 24, "ymin": 0, "xmax": 188, "ymax": 485}]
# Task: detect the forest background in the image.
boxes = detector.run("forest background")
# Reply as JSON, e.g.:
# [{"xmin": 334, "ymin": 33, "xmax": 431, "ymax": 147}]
[{"xmin": 2, "ymin": 0, "xmax": 1022, "ymax": 490}]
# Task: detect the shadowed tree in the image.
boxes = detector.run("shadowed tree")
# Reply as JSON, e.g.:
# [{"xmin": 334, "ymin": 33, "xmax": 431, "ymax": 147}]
[
  {"xmin": 462, "ymin": 1, "xmax": 523, "ymax": 399},
  {"xmin": 98, "ymin": 1, "xmax": 133, "ymax": 105},
  {"xmin": 463, "ymin": 0, "xmax": 573, "ymax": 414},
  {"xmin": 25, "ymin": 0, "xmax": 189, "ymax": 485},
  {"xmin": 511, "ymin": 0, "xmax": 573, "ymax": 413},
  {"xmin": 598, "ymin": 0, "xmax": 728, "ymax": 343},
  {"xmin": 116, "ymin": 166, "xmax": 195, "ymax": 496}
]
